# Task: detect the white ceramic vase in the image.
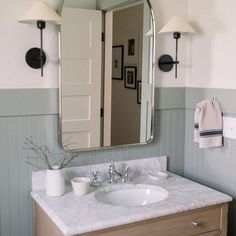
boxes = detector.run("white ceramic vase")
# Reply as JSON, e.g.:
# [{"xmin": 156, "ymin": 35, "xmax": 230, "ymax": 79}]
[{"xmin": 46, "ymin": 168, "xmax": 65, "ymax": 197}]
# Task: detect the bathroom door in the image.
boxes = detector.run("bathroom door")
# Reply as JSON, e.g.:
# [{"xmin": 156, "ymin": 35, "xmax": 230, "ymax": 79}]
[{"xmin": 61, "ymin": 8, "xmax": 102, "ymax": 149}]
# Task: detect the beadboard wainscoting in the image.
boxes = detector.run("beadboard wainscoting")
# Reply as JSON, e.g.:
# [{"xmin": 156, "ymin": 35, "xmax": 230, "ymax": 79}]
[
  {"xmin": 184, "ymin": 88, "xmax": 236, "ymax": 236},
  {"xmin": 1, "ymin": 87, "xmax": 236, "ymax": 236},
  {"xmin": 0, "ymin": 88, "xmax": 186, "ymax": 236}
]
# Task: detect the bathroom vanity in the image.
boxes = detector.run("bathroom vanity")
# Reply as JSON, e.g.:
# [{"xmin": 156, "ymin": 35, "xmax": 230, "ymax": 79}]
[
  {"xmin": 34, "ymin": 202, "xmax": 228, "ymax": 236},
  {"xmin": 31, "ymin": 157, "xmax": 232, "ymax": 236}
]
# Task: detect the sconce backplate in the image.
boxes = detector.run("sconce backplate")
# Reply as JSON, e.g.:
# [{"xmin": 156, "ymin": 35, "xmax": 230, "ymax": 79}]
[
  {"xmin": 25, "ymin": 47, "xmax": 46, "ymax": 69},
  {"xmin": 158, "ymin": 54, "xmax": 174, "ymax": 72}
]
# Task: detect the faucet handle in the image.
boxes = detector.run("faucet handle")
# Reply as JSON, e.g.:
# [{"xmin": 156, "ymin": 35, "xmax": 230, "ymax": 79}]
[
  {"xmin": 108, "ymin": 160, "xmax": 117, "ymax": 184},
  {"xmin": 123, "ymin": 167, "xmax": 130, "ymax": 173},
  {"xmin": 92, "ymin": 171, "xmax": 99, "ymax": 177},
  {"xmin": 109, "ymin": 160, "xmax": 116, "ymax": 171},
  {"xmin": 90, "ymin": 171, "xmax": 101, "ymax": 187},
  {"xmin": 110, "ymin": 160, "xmax": 115, "ymax": 167},
  {"xmin": 122, "ymin": 166, "xmax": 132, "ymax": 183}
]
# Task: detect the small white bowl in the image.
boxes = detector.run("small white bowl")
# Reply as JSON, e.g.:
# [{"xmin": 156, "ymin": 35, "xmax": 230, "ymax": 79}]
[{"xmin": 71, "ymin": 177, "xmax": 90, "ymax": 196}]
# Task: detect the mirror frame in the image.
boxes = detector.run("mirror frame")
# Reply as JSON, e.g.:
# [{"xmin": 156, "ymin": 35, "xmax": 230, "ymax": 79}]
[{"xmin": 58, "ymin": 0, "xmax": 156, "ymax": 152}]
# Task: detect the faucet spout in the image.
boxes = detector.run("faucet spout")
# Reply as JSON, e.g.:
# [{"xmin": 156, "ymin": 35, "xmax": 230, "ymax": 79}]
[{"xmin": 108, "ymin": 160, "xmax": 132, "ymax": 184}]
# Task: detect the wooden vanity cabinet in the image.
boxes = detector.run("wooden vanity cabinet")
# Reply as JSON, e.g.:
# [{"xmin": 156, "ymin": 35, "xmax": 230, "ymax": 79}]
[{"xmin": 34, "ymin": 202, "xmax": 228, "ymax": 236}]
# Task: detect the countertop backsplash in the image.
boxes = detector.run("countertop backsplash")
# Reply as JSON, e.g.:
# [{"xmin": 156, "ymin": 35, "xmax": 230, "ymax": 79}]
[{"xmin": 32, "ymin": 156, "xmax": 167, "ymax": 191}]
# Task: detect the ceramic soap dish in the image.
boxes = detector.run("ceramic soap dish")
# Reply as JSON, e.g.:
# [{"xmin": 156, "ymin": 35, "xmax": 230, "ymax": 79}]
[{"xmin": 148, "ymin": 171, "xmax": 169, "ymax": 180}]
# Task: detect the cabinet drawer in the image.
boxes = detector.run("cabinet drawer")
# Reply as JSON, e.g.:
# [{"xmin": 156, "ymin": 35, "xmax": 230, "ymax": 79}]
[
  {"xmin": 200, "ymin": 230, "xmax": 221, "ymax": 236},
  {"xmin": 83, "ymin": 206, "xmax": 222, "ymax": 236},
  {"xmin": 34, "ymin": 202, "xmax": 228, "ymax": 236},
  {"xmin": 152, "ymin": 206, "xmax": 221, "ymax": 236}
]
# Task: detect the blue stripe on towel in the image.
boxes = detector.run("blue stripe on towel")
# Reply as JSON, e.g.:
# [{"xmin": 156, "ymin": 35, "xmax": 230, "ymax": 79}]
[{"xmin": 200, "ymin": 129, "xmax": 223, "ymax": 137}]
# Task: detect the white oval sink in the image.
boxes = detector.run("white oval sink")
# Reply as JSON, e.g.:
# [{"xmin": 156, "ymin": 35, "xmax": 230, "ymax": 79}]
[{"xmin": 95, "ymin": 184, "xmax": 168, "ymax": 207}]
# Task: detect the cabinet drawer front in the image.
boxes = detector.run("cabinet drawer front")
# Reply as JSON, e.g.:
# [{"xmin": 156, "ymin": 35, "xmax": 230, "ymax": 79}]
[
  {"xmin": 200, "ymin": 230, "xmax": 221, "ymax": 236},
  {"xmin": 83, "ymin": 206, "xmax": 221, "ymax": 236},
  {"xmin": 153, "ymin": 206, "xmax": 221, "ymax": 236}
]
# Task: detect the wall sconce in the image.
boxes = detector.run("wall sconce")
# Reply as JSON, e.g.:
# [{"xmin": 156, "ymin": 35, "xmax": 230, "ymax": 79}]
[
  {"xmin": 158, "ymin": 16, "xmax": 196, "ymax": 78},
  {"xmin": 18, "ymin": 1, "xmax": 61, "ymax": 77}
]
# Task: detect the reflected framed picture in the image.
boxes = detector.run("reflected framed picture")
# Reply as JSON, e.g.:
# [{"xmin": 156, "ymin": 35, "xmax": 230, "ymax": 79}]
[
  {"xmin": 124, "ymin": 66, "xmax": 137, "ymax": 89},
  {"xmin": 112, "ymin": 45, "xmax": 124, "ymax": 80},
  {"xmin": 128, "ymin": 39, "xmax": 135, "ymax": 56},
  {"xmin": 137, "ymin": 81, "xmax": 142, "ymax": 104},
  {"xmin": 125, "ymin": 32, "xmax": 139, "ymax": 64}
]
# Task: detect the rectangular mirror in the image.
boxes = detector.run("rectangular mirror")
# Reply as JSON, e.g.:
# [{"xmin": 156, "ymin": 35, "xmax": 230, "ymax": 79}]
[{"xmin": 59, "ymin": 0, "xmax": 156, "ymax": 151}]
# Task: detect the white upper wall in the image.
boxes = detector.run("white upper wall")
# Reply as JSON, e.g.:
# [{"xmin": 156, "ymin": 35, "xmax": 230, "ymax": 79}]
[
  {"xmin": 0, "ymin": 0, "xmax": 97, "ymax": 89},
  {"xmin": 3, "ymin": 0, "xmax": 235, "ymax": 89},
  {"xmin": 0, "ymin": 0, "xmax": 62, "ymax": 88},
  {"xmin": 0, "ymin": 0, "xmax": 188, "ymax": 88},
  {"xmin": 186, "ymin": 0, "xmax": 236, "ymax": 89},
  {"xmin": 154, "ymin": 0, "xmax": 189, "ymax": 87}
]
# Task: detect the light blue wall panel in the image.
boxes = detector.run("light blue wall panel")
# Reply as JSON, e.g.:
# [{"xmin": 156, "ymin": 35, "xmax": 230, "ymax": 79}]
[
  {"xmin": 186, "ymin": 87, "xmax": 236, "ymax": 114},
  {"xmin": 156, "ymin": 87, "xmax": 186, "ymax": 110},
  {"xmin": 184, "ymin": 88, "xmax": 236, "ymax": 236},
  {"xmin": 0, "ymin": 89, "xmax": 58, "ymax": 117},
  {"xmin": 0, "ymin": 108, "xmax": 185, "ymax": 236},
  {"xmin": 184, "ymin": 110, "xmax": 236, "ymax": 196},
  {"xmin": 0, "ymin": 88, "xmax": 184, "ymax": 117},
  {"xmin": 2, "ymin": 87, "xmax": 236, "ymax": 236},
  {"xmin": 0, "ymin": 115, "xmax": 60, "ymax": 236},
  {"xmin": 184, "ymin": 109, "xmax": 236, "ymax": 236}
]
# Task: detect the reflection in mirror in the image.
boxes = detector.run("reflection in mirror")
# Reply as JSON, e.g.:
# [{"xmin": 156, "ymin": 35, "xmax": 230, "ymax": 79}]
[
  {"xmin": 59, "ymin": 0, "xmax": 155, "ymax": 151},
  {"xmin": 111, "ymin": 4, "xmax": 143, "ymax": 146}
]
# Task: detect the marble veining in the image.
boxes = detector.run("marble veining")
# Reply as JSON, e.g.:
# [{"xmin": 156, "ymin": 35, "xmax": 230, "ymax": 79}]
[{"xmin": 31, "ymin": 156, "xmax": 232, "ymax": 236}]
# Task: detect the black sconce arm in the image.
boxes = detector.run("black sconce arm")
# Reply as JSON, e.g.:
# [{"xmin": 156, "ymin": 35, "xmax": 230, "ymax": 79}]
[
  {"xmin": 24, "ymin": 21, "xmax": 47, "ymax": 77},
  {"xmin": 158, "ymin": 31, "xmax": 182, "ymax": 79},
  {"xmin": 37, "ymin": 21, "xmax": 46, "ymax": 77}
]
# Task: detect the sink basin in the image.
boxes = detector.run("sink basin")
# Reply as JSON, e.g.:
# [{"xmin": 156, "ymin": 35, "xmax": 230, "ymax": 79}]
[{"xmin": 94, "ymin": 184, "xmax": 168, "ymax": 207}]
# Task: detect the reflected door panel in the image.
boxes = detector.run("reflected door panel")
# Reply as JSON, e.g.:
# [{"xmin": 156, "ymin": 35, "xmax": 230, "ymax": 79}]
[{"xmin": 61, "ymin": 8, "xmax": 102, "ymax": 150}]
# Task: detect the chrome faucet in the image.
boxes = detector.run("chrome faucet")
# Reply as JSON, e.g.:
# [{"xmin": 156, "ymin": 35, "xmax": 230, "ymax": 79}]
[
  {"xmin": 108, "ymin": 160, "xmax": 131, "ymax": 184},
  {"xmin": 90, "ymin": 171, "xmax": 101, "ymax": 187}
]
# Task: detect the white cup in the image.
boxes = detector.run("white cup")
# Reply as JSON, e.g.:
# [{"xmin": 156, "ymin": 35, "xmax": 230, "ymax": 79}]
[{"xmin": 71, "ymin": 177, "xmax": 90, "ymax": 196}]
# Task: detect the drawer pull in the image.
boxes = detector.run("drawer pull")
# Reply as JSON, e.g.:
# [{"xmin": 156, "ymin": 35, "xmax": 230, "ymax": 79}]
[{"xmin": 192, "ymin": 221, "xmax": 200, "ymax": 227}]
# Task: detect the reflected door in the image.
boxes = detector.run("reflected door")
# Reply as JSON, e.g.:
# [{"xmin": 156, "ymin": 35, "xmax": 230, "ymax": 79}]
[{"xmin": 61, "ymin": 8, "xmax": 102, "ymax": 149}]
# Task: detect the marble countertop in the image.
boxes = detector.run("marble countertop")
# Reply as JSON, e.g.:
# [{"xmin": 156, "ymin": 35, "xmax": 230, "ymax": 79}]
[{"xmin": 31, "ymin": 157, "xmax": 232, "ymax": 236}]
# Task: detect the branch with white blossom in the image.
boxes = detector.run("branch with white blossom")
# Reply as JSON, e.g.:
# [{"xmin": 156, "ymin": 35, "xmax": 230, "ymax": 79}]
[{"xmin": 23, "ymin": 136, "xmax": 78, "ymax": 170}]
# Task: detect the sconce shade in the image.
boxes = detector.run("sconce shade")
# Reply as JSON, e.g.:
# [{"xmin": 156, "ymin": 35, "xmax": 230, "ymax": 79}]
[
  {"xmin": 18, "ymin": 1, "xmax": 61, "ymax": 24},
  {"xmin": 158, "ymin": 17, "xmax": 196, "ymax": 79},
  {"xmin": 159, "ymin": 16, "xmax": 195, "ymax": 34}
]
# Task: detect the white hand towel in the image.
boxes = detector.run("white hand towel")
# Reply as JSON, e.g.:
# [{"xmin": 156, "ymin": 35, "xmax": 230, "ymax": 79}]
[{"xmin": 194, "ymin": 100, "xmax": 223, "ymax": 148}]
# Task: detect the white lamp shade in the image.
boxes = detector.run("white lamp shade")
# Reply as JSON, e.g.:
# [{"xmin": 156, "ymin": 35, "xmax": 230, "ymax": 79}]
[
  {"xmin": 159, "ymin": 16, "xmax": 196, "ymax": 34},
  {"xmin": 18, "ymin": 1, "xmax": 61, "ymax": 24}
]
